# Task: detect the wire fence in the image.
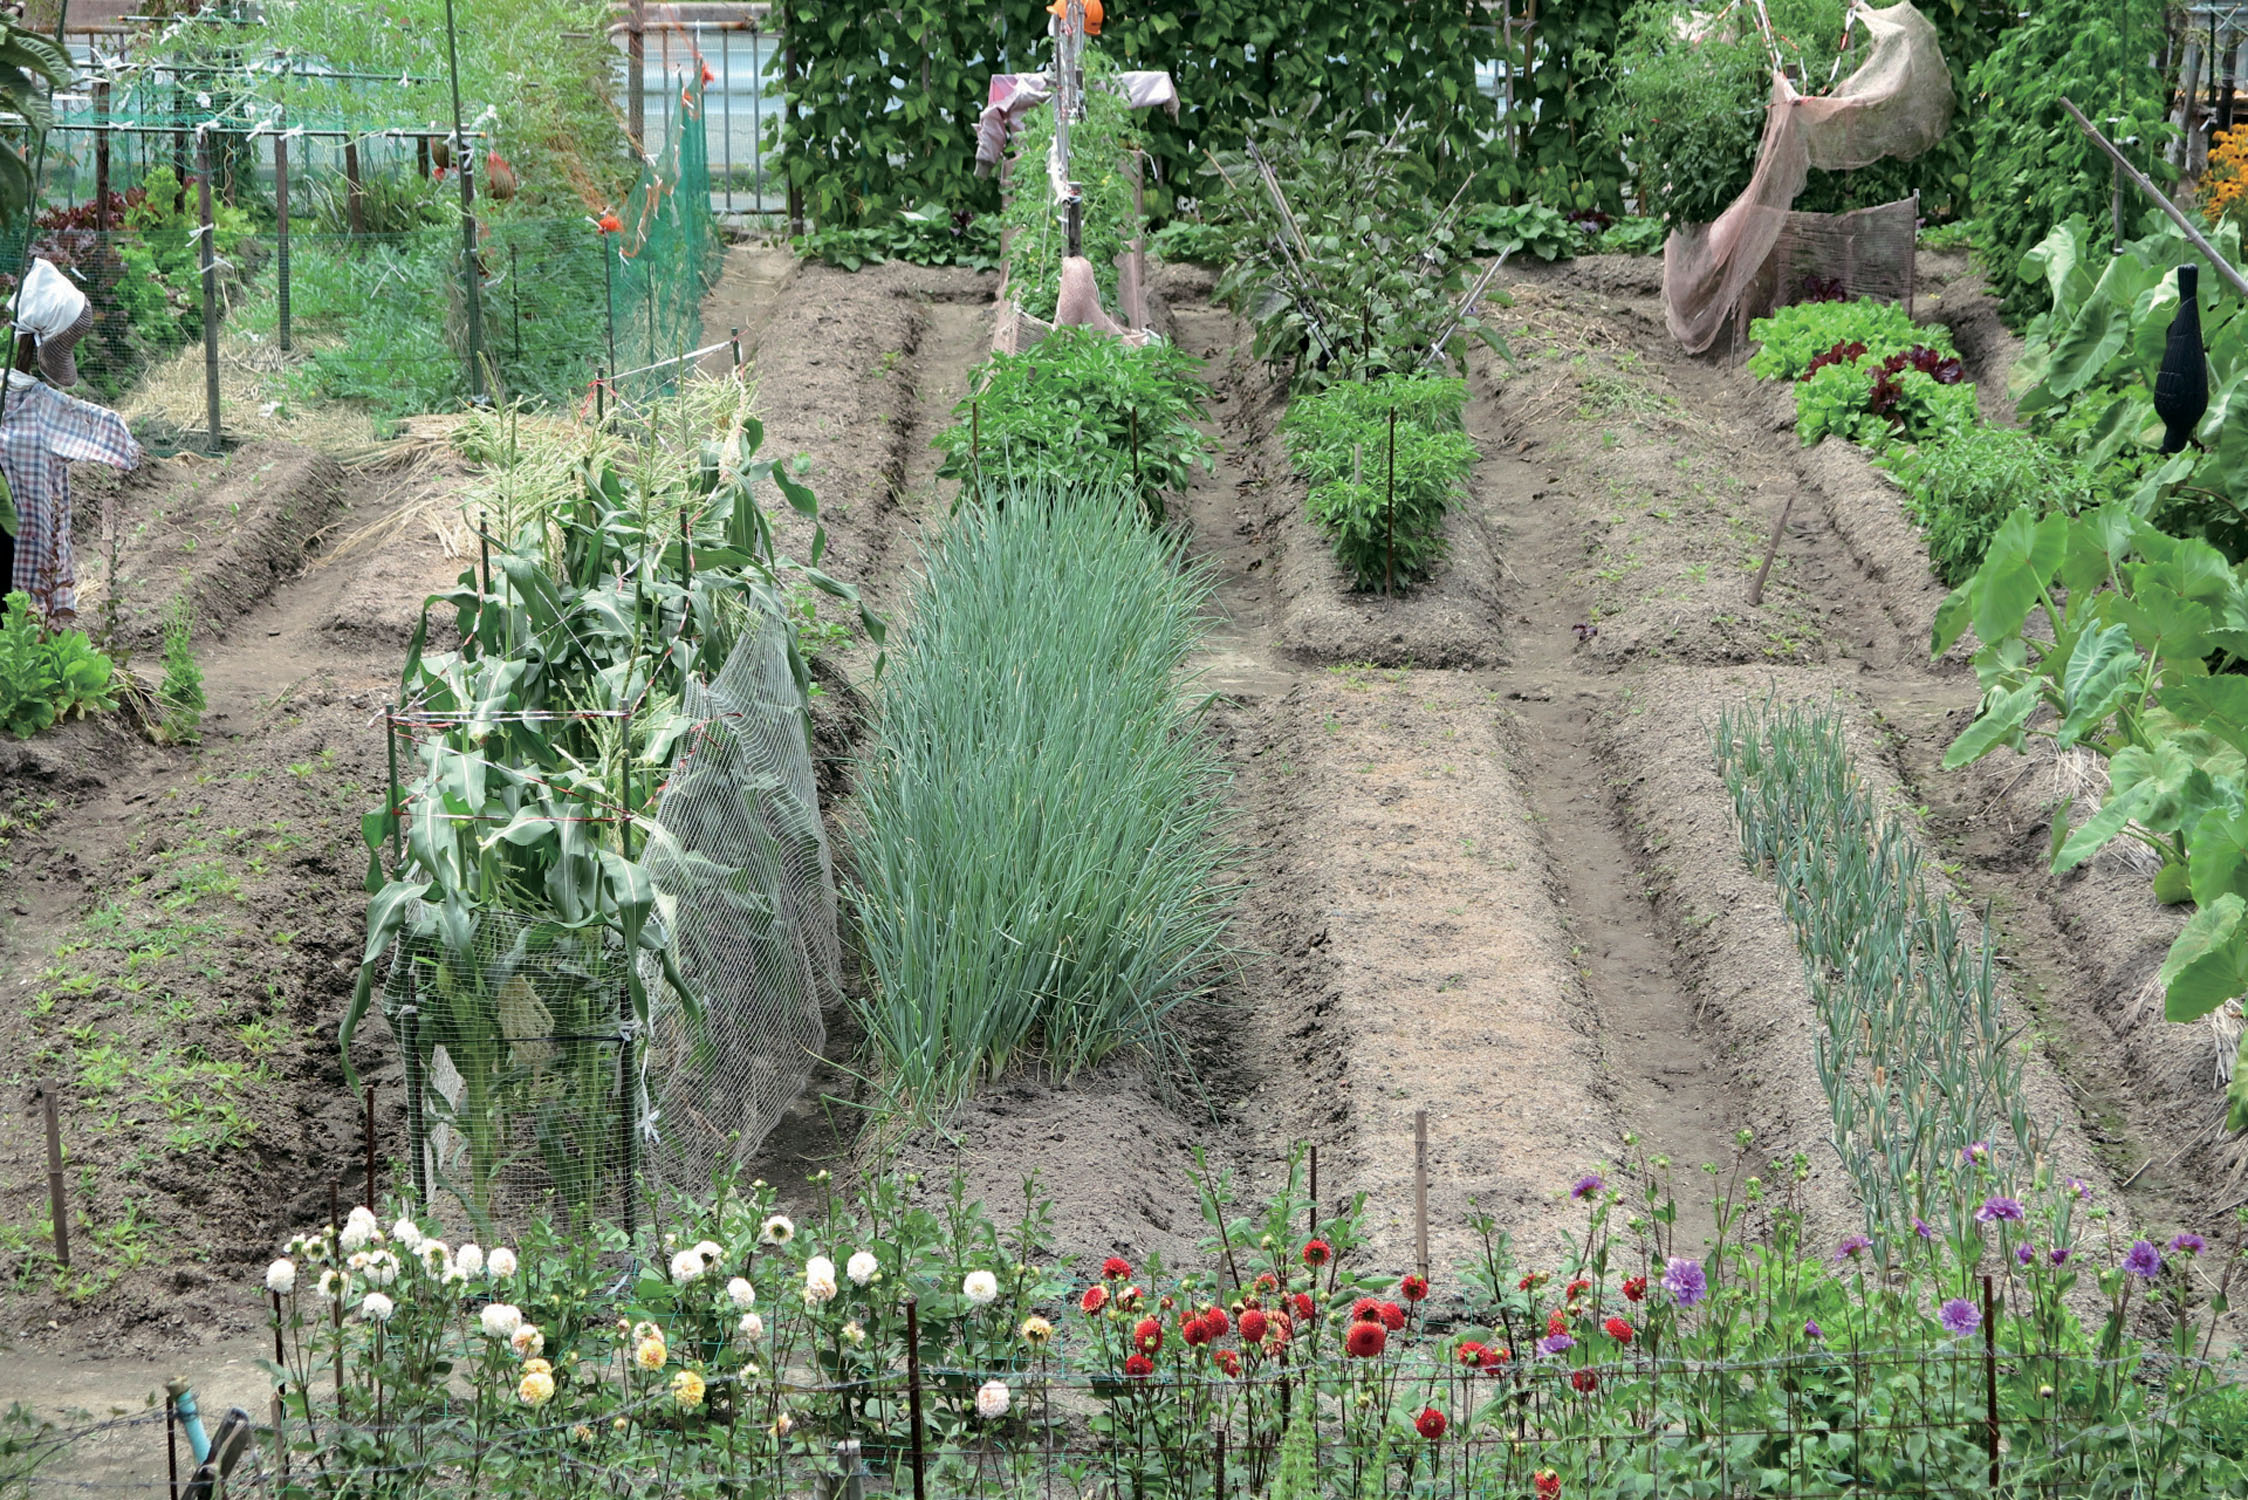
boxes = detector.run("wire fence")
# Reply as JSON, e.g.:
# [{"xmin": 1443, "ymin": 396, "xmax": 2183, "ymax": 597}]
[
  {"xmin": 4, "ymin": 64, "xmax": 722, "ymax": 448},
  {"xmin": 14, "ymin": 1344, "xmax": 2248, "ymax": 1497}
]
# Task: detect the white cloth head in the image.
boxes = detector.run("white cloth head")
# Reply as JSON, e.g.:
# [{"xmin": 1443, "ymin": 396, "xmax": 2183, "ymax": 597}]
[{"xmin": 10, "ymin": 259, "xmax": 87, "ymax": 340}]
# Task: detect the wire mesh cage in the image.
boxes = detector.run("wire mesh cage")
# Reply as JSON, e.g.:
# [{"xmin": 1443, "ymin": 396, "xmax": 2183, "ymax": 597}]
[
  {"xmin": 377, "ymin": 611, "xmax": 836, "ymax": 1242},
  {"xmin": 379, "ymin": 908, "xmax": 637, "ymax": 1240}
]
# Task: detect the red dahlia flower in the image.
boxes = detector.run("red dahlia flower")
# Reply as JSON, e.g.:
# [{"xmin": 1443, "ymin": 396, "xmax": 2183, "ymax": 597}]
[
  {"xmin": 1604, "ymin": 1317, "xmax": 1633, "ymax": 1344},
  {"xmin": 1414, "ymin": 1406, "xmax": 1447, "ymax": 1441},
  {"xmin": 1253, "ymin": 1272, "xmax": 1278, "ymax": 1293},
  {"xmin": 1399, "ymin": 1274, "xmax": 1429, "ymax": 1302},
  {"xmin": 1546, "ymin": 1310, "xmax": 1568, "ymax": 1338},
  {"xmin": 1266, "ymin": 1312, "xmax": 1293, "ymax": 1344},
  {"xmin": 1133, "ymin": 1317, "xmax": 1163, "ymax": 1354},
  {"xmin": 1377, "ymin": 1301, "xmax": 1405, "ymax": 1331},
  {"xmin": 1571, "ymin": 1369, "xmax": 1599, "ymax": 1394},
  {"xmin": 1124, "ymin": 1354, "xmax": 1153, "ymax": 1379},
  {"xmin": 1344, "ymin": 1320, "xmax": 1387, "ymax": 1359},
  {"xmin": 1119, "ymin": 1285, "xmax": 1145, "ymax": 1309},
  {"xmin": 1351, "ymin": 1296, "xmax": 1381, "ymax": 1323},
  {"xmin": 1290, "ymin": 1292, "xmax": 1316, "ymax": 1321},
  {"xmin": 1201, "ymin": 1306, "xmax": 1230, "ymax": 1336},
  {"xmin": 1456, "ymin": 1341, "xmax": 1488, "ymax": 1367},
  {"xmin": 1214, "ymin": 1348, "xmax": 1242, "ymax": 1377},
  {"xmin": 1622, "ymin": 1276, "xmax": 1647, "ymax": 1303},
  {"xmin": 1238, "ymin": 1309, "xmax": 1269, "ymax": 1344},
  {"xmin": 1536, "ymin": 1470, "xmax": 1562, "ymax": 1500},
  {"xmin": 1102, "ymin": 1257, "xmax": 1132, "ymax": 1280},
  {"xmin": 1302, "ymin": 1239, "xmax": 1332, "ymax": 1268},
  {"xmin": 1181, "ymin": 1317, "xmax": 1211, "ymax": 1347},
  {"xmin": 1080, "ymin": 1285, "xmax": 1108, "ymax": 1314}
]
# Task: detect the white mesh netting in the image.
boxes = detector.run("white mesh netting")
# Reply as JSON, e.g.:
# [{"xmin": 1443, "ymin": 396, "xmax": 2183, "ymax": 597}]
[
  {"xmin": 1663, "ymin": 0, "xmax": 1955, "ymax": 354},
  {"xmin": 379, "ymin": 608, "xmax": 835, "ymax": 1237},
  {"xmin": 637, "ymin": 608, "xmax": 836, "ymax": 1199}
]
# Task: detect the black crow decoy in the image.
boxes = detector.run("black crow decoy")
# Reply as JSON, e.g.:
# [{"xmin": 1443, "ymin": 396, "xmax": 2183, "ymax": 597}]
[{"xmin": 2155, "ymin": 264, "xmax": 2210, "ymax": 454}]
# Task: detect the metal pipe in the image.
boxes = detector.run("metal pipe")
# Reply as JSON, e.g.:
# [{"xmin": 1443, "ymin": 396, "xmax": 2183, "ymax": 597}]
[{"xmin": 195, "ymin": 137, "xmax": 220, "ymax": 452}]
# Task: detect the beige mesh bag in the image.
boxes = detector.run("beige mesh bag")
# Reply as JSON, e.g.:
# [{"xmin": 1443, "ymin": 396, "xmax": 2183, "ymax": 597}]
[{"xmin": 1663, "ymin": 1, "xmax": 1955, "ymax": 354}]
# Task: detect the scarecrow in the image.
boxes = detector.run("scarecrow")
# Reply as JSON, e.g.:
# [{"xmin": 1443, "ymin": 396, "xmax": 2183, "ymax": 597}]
[{"xmin": 0, "ymin": 258, "xmax": 140, "ymax": 629}]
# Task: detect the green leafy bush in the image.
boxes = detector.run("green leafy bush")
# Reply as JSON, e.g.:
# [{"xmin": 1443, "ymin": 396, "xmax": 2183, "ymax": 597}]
[
  {"xmin": 1148, "ymin": 219, "xmax": 1230, "ymax": 265},
  {"xmin": 1795, "ymin": 357, "xmax": 1978, "ymax": 449},
  {"xmin": 934, "ymin": 327, "xmax": 1214, "ymax": 517},
  {"xmin": 0, "ymin": 591, "xmax": 115, "ymax": 739},
  {"xmin": 796, "ymin": 207, "xmax": 999, "ymax": 273},
  {"xmin": 2008, "ymin": 215, "xmax": 2248, "ymax": 557},
  {"xmin": 1934, "ymin": 503, "xmax": 2248, "ymax": 1127},
  {"xmin": 1285, "ymin": 374, "xmax": 1475, "ymax": 591},
  {"xmin": 1747, "ymin": 297, "xmax": 1946, "ymax": 381},
  {"xmin": 1881, "ymin": 426, "xmax": 2071, "ymax": 586},
  {"xmin": 846, "ymin": 480, "xmax": 1235, "ymax": 1112},
  {"xmin": 1967, "ymin": 0, "xmax": 2171, "ymax": 324},
  {"xmin": 1596, "ymin": 216, "xmax": 1670, "ymax": 256},
  {"xmin": 1463, "ymin": 201, "xmax": 1576, "ymax": 262}
]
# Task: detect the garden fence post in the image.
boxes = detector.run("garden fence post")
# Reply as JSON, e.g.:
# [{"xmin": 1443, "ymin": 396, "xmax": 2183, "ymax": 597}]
[
  {"xmin": 731, "ymin": 325, "xmax": 742, "ymax": 371},
  {"xmin": 1215, "ymin": 1425, "xmax": 1226, "ymax": 1500},
  {"xmin": 629, "ymin": 0, "xmax": 647, "ymax": 150},
  {"xmin": 400, "ymin": 999, "xmax": 428, "ymax": 1212},
  {"xmin": 784, "ymin": 26, "xmax": 803, "ymax": 235},
  {"xmin": 1308, "ymin": 1143, "xmax": 1318, "ymax": 1236},
  {"xmin": 440, "ymin": 0, "xmax": 489, "ymax": 404},
  {"xmin": 275, "ymin": 127, "xmax": 291, "ymax": 353},
  {"xmin": 511, "ymin": 243, "xmax": 521, "ymax": 362},
  {"xmin": 42, "ymin": 1084, "xmax": 67, "ymax": 1268},
  {"xmin": 195, "ymin": 138, "xmax": 221, "ymax": 453},
  {"xmin": 904, "ymin": 1295, "xmax": 928, "ymax": 1500},
  {"xmin": 92, "ymin": 81, "xmax": 109, "ymax": 234},
  {"xmin": 166, "ymin": 1397, "xmax": 178, "ymax": 1500},
  {"xmin": 342, "ymin": 137, "xmax": 365, "ymax": 240},
  {"xmin": 1982, "ymin": 1274, "xmax": 1999, "ymax": 1491},
  {"xmin": 1414, "ymin": 1108, "xmax": 1429, "ymax": 1284}
]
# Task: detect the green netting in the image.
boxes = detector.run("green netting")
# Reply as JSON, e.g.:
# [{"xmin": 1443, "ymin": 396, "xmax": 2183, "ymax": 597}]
[{"xmin": 5, "ymin": 65, "xmax": 719, "ymax": 434}]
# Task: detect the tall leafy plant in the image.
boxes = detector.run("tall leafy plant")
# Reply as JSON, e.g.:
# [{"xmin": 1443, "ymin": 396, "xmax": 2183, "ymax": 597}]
[
  {"xmin": 0, "ymin": 17, "xmax": 68, "ymax": 224},
  {"xmin": 1967, "ymin": 0, "xmax": 2170, "ymax": 324},
  {"xmin": 1936, "ymin": 503, "xmax": 2248, "ymax": 1130}
]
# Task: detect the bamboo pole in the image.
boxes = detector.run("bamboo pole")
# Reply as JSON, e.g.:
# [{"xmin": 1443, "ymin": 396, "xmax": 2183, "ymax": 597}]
[{"xmin": 2060, "ymin": 97, "xmax": 2248, "ymax": 298}]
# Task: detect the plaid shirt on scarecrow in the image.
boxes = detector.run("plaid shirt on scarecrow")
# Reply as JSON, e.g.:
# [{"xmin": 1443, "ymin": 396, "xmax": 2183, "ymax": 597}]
[{"xmin": 1, "ymin": 372, "xmax": 140, "ymax": 627}]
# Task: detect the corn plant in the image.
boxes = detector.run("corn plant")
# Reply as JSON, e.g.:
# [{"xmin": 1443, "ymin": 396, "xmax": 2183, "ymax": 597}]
[
  {"xmin": 846, "ymin": 476, "xmax": 1236, "ymax": 1113},
  {"xmin": 1716, "ymin": 700, "xmax": 2047, "ymax": 1246},
  {"xmin": 345, "ymin": 381, "xmax": 881, "ymax": 1226}
]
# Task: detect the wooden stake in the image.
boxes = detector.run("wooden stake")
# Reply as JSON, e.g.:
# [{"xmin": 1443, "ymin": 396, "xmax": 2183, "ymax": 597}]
[
  {"xmin": 1385, "ymin": 408, "xmax": 1398, "ymax": 597},
  {"xmin": 1414, "ymin": 1108, "xmax": 1430, "ymax": 1284},
  {"xmin": 42, "ymin": 1085, "xmax": 67, "ymax": 1268},
  {"xmin": 1748, "ymin": 493, "xmax": 1795, "ymax": 606},
  {"xmin": 1308, "ymin": 1143, "xmax": 1318, "ymax": 1237}
]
